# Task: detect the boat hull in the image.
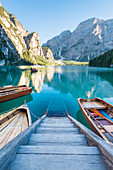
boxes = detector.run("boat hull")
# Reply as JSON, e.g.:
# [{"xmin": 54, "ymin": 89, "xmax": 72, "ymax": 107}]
[
  {"xmin": 78, "ymin": 98, "xmax": 113, "ymax": 145},
  {"xmin": 0, "ymin": 87, "xmax": 32, "ymax": 103},
  {"xmin": 0, "ymin": 104, "xmax": 31, "ymax": 148}
]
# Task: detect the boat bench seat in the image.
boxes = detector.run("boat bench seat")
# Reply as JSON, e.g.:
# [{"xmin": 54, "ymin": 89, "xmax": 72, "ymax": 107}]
[
  {"xmin": 82, "ymin": 101, "xmax": 107, "ymax": 109},
  {"xmin": 104, "ymin": 132, "xmax": 113, "ymax": 143}
]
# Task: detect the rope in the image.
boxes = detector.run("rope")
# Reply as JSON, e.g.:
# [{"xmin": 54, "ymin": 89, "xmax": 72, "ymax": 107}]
[{"xmin": 29, "ymin": 108, "xmax": 40, "ymax": 119}]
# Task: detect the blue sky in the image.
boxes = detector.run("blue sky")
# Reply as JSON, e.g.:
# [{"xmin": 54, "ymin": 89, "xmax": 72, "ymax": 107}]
[{"xmin": 1, "ymin": 0, "xmax": 113, "ymax": 43}]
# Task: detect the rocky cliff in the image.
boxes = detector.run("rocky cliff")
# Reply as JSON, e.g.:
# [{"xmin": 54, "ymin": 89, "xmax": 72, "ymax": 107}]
[
  {"xmin": 43, "ymin": 17, "xmax": 113, "ymax": 61},
  {"xmin": 42, "ymin": 47, "xmax": 54, "ymax": 62},
  {"xmin": 0, "ymin": 6, "xmax": 54, "ymax": 65}
]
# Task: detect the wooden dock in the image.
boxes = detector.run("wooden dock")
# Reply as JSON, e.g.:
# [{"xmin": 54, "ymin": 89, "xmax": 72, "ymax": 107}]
[
  {"xmin": 9, "ymin": 117, "xmax": 107, "ymax": 170},
  {"xmin": 0, "ymin": 103, "xmax": 113, "ymax": 169}
]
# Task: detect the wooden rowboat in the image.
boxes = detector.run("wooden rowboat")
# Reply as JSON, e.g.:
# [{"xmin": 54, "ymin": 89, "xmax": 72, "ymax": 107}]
[
  {"xmin": 0, "ymin": 85, "xmax": 32, "ymax": 103},
  {"xmin": 0, "ymin": 104, "xmax": 31, "ymax": 148},
  {"xmin": 31, "ymin": 68, "xmax": 37, "ymax": 73},
  {"xmin": 78, "ymin": 98, "xmax": 113, "ymax": 145}
]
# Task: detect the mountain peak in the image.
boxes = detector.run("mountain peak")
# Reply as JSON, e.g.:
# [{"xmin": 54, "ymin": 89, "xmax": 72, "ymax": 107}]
[
  {"xmin": 44, "ymin": 17, "xmax": 113, "ymax": 61},
  {"xmin": 76, "ymin": 17, "xmax": 99, "ymax": 30},
  {"xmin": 60, "ymin": 30, "xmax": 71, "ymax": 36}
]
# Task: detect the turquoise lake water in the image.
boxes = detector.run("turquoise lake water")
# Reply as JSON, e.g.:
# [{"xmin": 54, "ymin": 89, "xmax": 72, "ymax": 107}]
[{"xmin": 0, "ymin": 65, "xmax": 113, "ymax": 129}]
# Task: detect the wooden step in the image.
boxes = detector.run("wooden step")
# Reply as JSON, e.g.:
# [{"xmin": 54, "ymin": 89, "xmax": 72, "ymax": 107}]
[
  {"xmin": 39, "ymin": 123, "xmax": 75, "ymax": 128},
  {"xmin": 17, "ymin": 145, "xmax": 100, "ymax": 155},
  {"xmin": 42, "ymin": 121, "xmax": 73, "ymax": 125},
  {"xmin": 28, "ymin": 134, "xmax": 88, "ymax": 146},
  {"xmin": 45, "ymin": 117, "xmax": 69, "ymax": 120},
  {"xmin": 35, "ymin": 127, "xmax": 80, "ymax": 134},
  {"xmin": 42, "ymin": 119, "xmax": 71, "ymax": 124},
  {"xmin": 9, "ymin": 154, "xmax": 107, "ymax": 170},
  {"xmin": 47, "ymin": 115, "xmax": 67, "ymax": 117},
  {"xmin": 8, "ymin": 115, "xmax": 108, "ymax": 170}
]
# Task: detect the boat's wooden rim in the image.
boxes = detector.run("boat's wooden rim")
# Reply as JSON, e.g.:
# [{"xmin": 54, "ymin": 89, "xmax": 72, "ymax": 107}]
[
  {"xmin": 77, "ymin": 98, "xmax": 113, "ymax": 145},
  {"xmin": 0, "ymin": 85, "xmax": 26, "ymax": 90},
  {"xmin": 0, "ymin": 86, "xmax": 32, "ymax": 94},
  {"xmin": 0, "ymin": 87, "xmax": 32, "ymax": 98},
  {"xmin": 0, "ymin": 115, "xmax": 45, "ymax": 170},
  {"xmin": 78, "ymin": 97, "xmax": 113, "ymax": 108},
  {"xmin": 0, "ymin": 104, "xmax": 32, "ymax": 126},
  {"xmin": 68, "ymin": 115, "xmax": 113, "ymax": 169},
  {"xmin": 0, "ymin": 87, "xmax": 27, "ymax": 93}
]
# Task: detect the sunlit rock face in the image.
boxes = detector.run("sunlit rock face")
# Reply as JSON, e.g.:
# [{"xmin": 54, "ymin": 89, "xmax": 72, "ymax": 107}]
[
  {"xmin": 0, "ymin": 6, "xmax": 54, "ymax": 65},
  {"xmin": 31, "ymin": 67, "xmax": 55, "ymax": 92},
  {"xmin": 18, "ymin": 71, "xmax": 30, "ymax": 87},
  {"xmin": 42, "ymin": 47, "xmax": 54, "ymax": 63},
  {"xmin": 44, "ymin": 17, "xmax": 113, "ymax": 61},
  {"xmin": 31, "ymin": 72, "xmax": 45, "ymax": 93},
  {"xmin": 45, "ymin": 67, "xmax": 55, "ymax": 82},
  {"xmin": 25, "ymin": 32, "xmax": 43, "ymax": 57},
  {"xmin": 0, "ymin": 7, "xmax": 29, "ymax": 65},
  {"xmin": 43, "ymin": 30, "xmax": 71, "ymax": 60}
]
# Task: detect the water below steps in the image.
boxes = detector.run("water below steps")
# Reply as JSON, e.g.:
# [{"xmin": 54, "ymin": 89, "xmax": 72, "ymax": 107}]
[{"xmin": 9, "ymin": 117, "xmax": 107, "ymax": 170}]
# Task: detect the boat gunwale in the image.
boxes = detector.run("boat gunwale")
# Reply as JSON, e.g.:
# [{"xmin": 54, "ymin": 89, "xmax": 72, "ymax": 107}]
[
  {"xmin": 0, "ymin": 104, "xmax": 32, "ymax": 126},
  {"xmin": 68, "ymin": 114, "xmax": 113, "ymax": 170},
  {"xmin": 0, "ymin": 87, "xmax": 32, "ymax": 103},
  {"xmin": 0, "ymin": 87, "xmax": 32, "ymax": 97},
  {"xmin": 0, "ymin": 85, "xmax": 26, "ymax": 90},
  {"xmin": 0, "ymin": 115, "xmax": 45, "ymax": 170},
  {"xmin": 77, "ymin": 98, "xmax": 113, "ymax": 145},
  {"xmin": 0, "ymin": 104, "xmax": 32, "ymax": 148},
  {"xmin": 79, "ymin": 97, "xmax": 113, "ymax": 109}
]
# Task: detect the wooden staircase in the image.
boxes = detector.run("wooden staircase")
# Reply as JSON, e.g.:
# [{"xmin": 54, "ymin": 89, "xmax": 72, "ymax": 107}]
[{"xmin": 9, "ymin": 117, "xmax": 107, "ymax": 170}]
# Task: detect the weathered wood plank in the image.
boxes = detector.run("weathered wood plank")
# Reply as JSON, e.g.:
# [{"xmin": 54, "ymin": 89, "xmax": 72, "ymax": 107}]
[
  {"xmin": 43, "ymin": 118, "xmax": 70, "ymax": 121},
  {"xmin": 100, "ymin": 125, "xmax": 113, "ymax": 132},
  {"xmin": 0, "ymin": 114, "xmax": 22, "ymax": 148},
  {"xmin": 103, "ymin": 132, "xmax": 113, "ymax": 143},
  {"xmin": 28, "ymin": 142, "xmax": 88, "ymax": 146},
  {"xmin": 0, "ymin": 115, "xmax": 110, "ymax": 170},
  {"xmin": 0, "ymin": 115, "xmax": 17, "ymax": 131},
  {"xmin": 17, "ymin": 145, "xmax": 100, "ymax": 155},
  {"xmin": 0, "ymin": 114, "xmax": 20, "ymax": 136},
  {"xmin": 36, "ymin": 127, "xmax": 78, "ymax": 131},
  {"xmin": 68, "ymin": 115, "xmax": 113, "ymax": 169},
  {"xmin": 40, "ymin": 123, "xmax": 75, "ymax": 128},
  {"xmin": 42, "ymin": 118, "xmax": 71, "ymax": 121},
  {"xmin": 0, "ymin": 117, "xmax": 44, "ymax": 170},
  {"xmin": 9, "ymin": 154, "xmax": 107, "ymax": 170},
  {"xmin": 28, "ymin": 134, "xmax": 87, "ymax": 145},
  {"xmin": 36, "ymin": 127, "xmax": 79, "ymax": 134},
  {"xmin": 21, "ymin": 113, "xmax": 28, "ymax": 132},
  {"xmin": 42, "ymin": 120, "xmax": 72, "ymax": 124},
  {"xmin": 6, "ymin": 126, "xmax": 21, "ymax": 144},
  {"xmin": 82, "ymin": 101, "xmax": 107, "ymax": 109},
  {"xmin": 45, "ymin": 117, "xmax": 69, "ymax": 120}
]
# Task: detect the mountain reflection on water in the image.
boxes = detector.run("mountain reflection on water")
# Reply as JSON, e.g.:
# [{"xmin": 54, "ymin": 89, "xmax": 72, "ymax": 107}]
[{"xmin": 0, "ymin": 66, "xmax": 113, "ymax": 127}]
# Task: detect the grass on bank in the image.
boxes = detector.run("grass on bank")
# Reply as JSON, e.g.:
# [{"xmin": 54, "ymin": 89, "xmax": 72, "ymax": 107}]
[
  {"xmin": 16, "ymin": 51, "xmax": 52, "ymax": 66},
  {"xmin": 62, "ymin": 60, "xmax": 89, "ymax": 66}
]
